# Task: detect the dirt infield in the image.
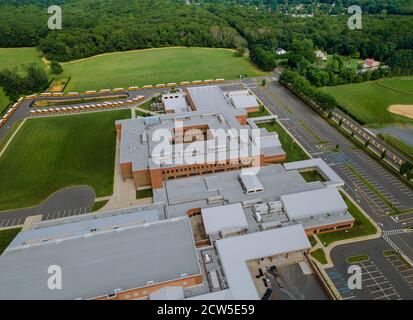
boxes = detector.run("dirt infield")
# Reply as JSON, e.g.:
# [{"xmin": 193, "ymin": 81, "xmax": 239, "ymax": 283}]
[{"xmin": 388, "ymin": 105, "xmax": 413, "ymax": 120}]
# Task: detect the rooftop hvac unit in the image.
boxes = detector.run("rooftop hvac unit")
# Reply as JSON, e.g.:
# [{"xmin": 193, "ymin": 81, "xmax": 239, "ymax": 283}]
[
  {"xmin": 140, "ymin": 133, "xmax": 147, "ymax": 143},
  {"xmin": 241, "ymin": 199, "xmax": 261, "ymax": 208},
  {"xmin": 259, "ymin": 220, "xmax": 282, "ymax": 231},
  {"xmin": 254, "ymin": 203, "xmax": 268, "ymax": 214},
  {"xmin": 268, "ymin": 201, "xmax": 283, "ymax": 213},
  {"xmin": 207, "ymin": 195, "xmax": 224, "ymax": 204},
  {"xmin": 144, "ymin": 116, "xmax": 161, "ymax": 126}
]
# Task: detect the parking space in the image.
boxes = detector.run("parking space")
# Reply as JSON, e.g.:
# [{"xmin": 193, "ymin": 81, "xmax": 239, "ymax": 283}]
[
  {"xmin": 327, "ymin": 269, "xmax": 355, "ymax": 300},
  {"xmin": 385, "ymin": 253, "xmax": 413, "ymax": 290},
  {"xmin": 0, "ymin": 206, "xmax": 92, "ymax": 229},
  {"xmin": 0, "ymin": 216, "xmax": 25, "ymax": 228},
  {"xmin": 358, "ymin": 260, "xmax": 402, "ymax": 300},
  {"xmin": 43, "ymin": 206, "xmax": 91, "ymax": 221},
  {"xmin": 327, "ymin": 260, "xmax": 402, "ymax": 300}
]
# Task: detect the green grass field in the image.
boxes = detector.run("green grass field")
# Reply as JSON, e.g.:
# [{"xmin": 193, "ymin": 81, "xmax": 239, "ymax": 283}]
[
  {"xmin": 62, "ymin": 47, "xmax": 266, "ymax": 92},
  {"xmin": 0, "ymin": 109, "xmax": 131, "ymax": 211},
  {"xmin": 0, "ymin": 48, "xmax": 46, "ymax": 112},
  {"xmin": 0, "ymin": 48, "xmax": 45, "ymax": 73},
  {"xmin": 322, "ymin": 77, "xmax": 413, "ymax": 126}
]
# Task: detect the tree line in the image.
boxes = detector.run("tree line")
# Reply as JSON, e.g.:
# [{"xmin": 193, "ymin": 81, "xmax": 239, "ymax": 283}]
[
  {"xmin": 279, "ymin": 69, "xmax": 339, "ymax": 112},
  {"xmin": 0, "ymin": 65, "xmax": 49, "ymax": 101}
]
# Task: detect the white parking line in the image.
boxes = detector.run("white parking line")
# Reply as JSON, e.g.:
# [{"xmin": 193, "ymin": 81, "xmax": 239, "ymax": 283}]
[{"xmin": 366, "ymin": 281, "xmax": 389, "ymax": 288}]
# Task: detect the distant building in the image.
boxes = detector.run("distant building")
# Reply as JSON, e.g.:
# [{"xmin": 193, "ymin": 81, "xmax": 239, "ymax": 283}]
[
  {"xmin": 276, "ymin": 48, "xmax": 287, "ymax": 55},
  {"xmin": 315, "ymin": 50, "xmax": 327, "ymax": 61},
  {"xmin": 362, "ymin": 58, "xmax": 380, "ymax": 70}
]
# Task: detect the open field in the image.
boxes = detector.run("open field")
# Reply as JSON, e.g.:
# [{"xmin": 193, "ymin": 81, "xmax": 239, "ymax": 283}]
[
  {"xmin": 0, "ymin": 109, "xmax": 131, "ymax": 211},
  {"xmin": 62, "ymin": 47, "xmax": 267, "ymax": 92},
  {"xmin": 0, "ymin": 48, "xmax": 46, "ymax": 113},
  {"xmin": 0, "ymin": 48, "xmax": 45, "ymax": 73},
  {"xmin": 322, "ymin": 77, "xmax": 413, "ymax": 126},
  {"xmin": 0, "ymin": 88, "xmax": 10, "ymax": 115}
]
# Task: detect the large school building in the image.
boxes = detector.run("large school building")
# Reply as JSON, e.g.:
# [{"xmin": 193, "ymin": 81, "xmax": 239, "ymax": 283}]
[{"xmin": 116, "ymin": 85, "xmax": 286, "ymax": 190}]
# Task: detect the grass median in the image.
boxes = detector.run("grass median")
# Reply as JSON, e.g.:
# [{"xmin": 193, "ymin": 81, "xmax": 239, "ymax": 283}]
[{"xmin": 257, "ymin": 121, "xmax": 309, "ymax": 162}]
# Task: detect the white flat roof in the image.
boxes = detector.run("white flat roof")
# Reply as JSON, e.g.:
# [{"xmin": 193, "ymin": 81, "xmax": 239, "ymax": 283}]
[
  {"xmin": 162, "ymin": 93, "xmax": 188, "ymax": 113},
  {"xmin": 201, "ymin": 203, "xmax": 248, "ymax": 235},
  {"xmin": 281, "ymin": 188, "xmax": 348, "ymax": 221},
  {"xmin": 0, "ymin": 217, "xmax": 200, "ymax": 300},
  {"xmin": 239, "ymin": 173, "xmax": 264, "ymax": 193},
  {"xmin": 283, "ymin": 158, "xmax": 344, "ymax": 187},
  {"xmin": 216, "ymin": 224, "xmax": 311, "ymax": 300},
  {"xmin": 231, "ymin": 95, "xmax": 259, "ymax": 109}
]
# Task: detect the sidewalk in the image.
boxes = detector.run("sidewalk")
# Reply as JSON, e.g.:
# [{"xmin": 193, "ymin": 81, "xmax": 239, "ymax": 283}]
[{"xmin": 99, "ymin": 137, "xmax": 152, "ymax": 211}]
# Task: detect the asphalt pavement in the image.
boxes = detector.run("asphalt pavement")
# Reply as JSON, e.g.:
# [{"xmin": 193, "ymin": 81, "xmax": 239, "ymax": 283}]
[{"xmin": 249, "ymin": 80, "xmax": 413, "ymax": 262}]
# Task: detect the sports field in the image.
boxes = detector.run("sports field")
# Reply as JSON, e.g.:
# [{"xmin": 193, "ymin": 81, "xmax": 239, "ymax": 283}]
[
  {"xmin": 62, "ymin": 47, "xmax": 267, "ymax": 92},
  {"xmin": 322, "ymin": 77, "xmax": 413, "ymax": 126},
  {"xmin": 0, "ymin": 47, "xmax": 45, "ymax": 74},
  {"xmin": 0, "ymin": 109, "xmax": 131, "ymax": 211}
]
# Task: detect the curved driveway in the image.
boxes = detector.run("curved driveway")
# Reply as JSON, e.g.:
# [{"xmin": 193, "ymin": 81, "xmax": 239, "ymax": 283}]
[{"xmin": 0, "ymin": 186, "xmax": 95, "ymax": 228}]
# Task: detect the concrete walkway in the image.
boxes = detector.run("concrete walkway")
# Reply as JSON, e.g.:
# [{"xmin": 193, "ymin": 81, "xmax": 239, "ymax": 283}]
[{"xmin": 99, "ymin": 136, "xmax": 152, "ymax": 212}]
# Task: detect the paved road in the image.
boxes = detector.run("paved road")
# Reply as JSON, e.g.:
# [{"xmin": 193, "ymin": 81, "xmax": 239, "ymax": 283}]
[
  {"xmin": 0, "ymin": 186, "xmax": 95, "ymax": 228},
  {"xmin": 249, "ymin": 80, "xmax": 413, "ymax": 261}
]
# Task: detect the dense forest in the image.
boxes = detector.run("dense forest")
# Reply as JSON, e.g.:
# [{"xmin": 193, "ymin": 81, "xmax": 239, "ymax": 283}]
[
  {"xmin": 198, "ymin": 0, "xmax": 413, "ymax": 14},
  {"xmin": 0, "ymin": 0, "xmax": 412, "ymax": 95},
  {"xmin": 0, "ymin": 0, "xmax": 411, "ymax": 66}
]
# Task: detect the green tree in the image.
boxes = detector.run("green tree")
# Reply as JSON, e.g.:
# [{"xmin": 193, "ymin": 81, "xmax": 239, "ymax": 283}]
[{"xmin": 50, "ymin": 60, "xmax": 63, "ymax": 75}]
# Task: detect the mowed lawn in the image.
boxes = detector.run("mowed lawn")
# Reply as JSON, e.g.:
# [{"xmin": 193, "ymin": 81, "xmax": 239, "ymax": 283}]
[
  {"xmin": 62, "ymin": 47, "xmax": 267, "ymax": 92},
  {"xmin": 0, "ymin": 47, "xmax": 45, "ymax": 74},
  {"xmin": 0, "ymin": 48, "xmax": 45, "ymax": 113},
  {"xmin": 0, "ymin": 109, "xmax": 131, "ymax": 211},
  {"xmin": 322, "ymin": 77, "xmax": 413, "ymax": 126}
]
